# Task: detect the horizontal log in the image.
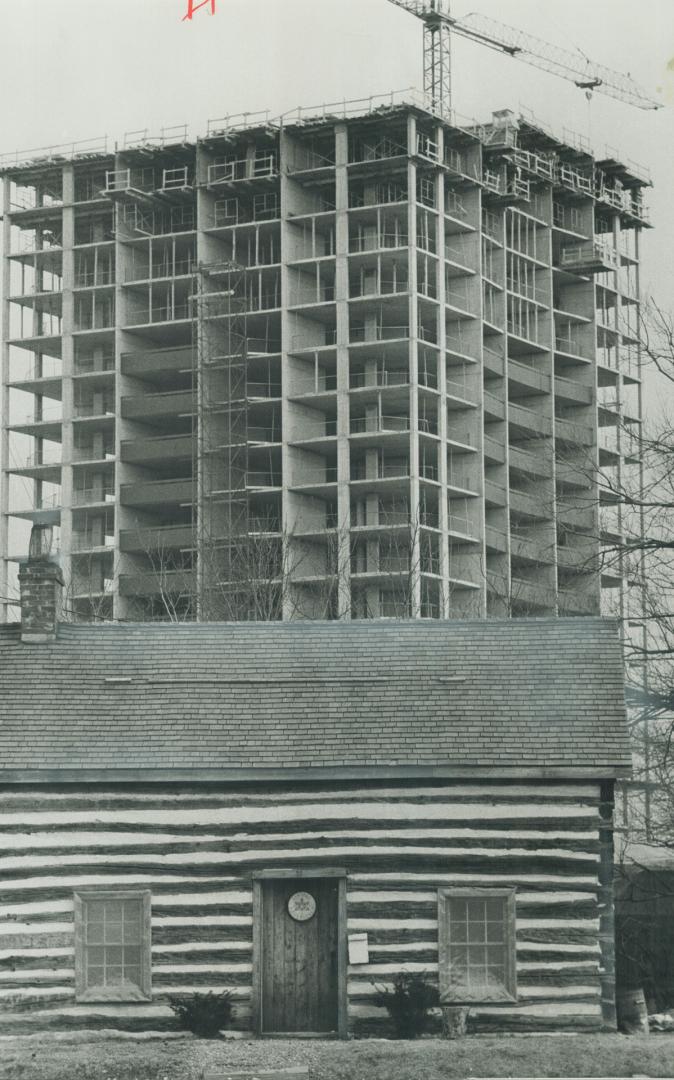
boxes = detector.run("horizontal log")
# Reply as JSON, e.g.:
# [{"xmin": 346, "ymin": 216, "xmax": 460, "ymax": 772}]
[
  {"xmin": 517, "ymin": 926, "xmax": 598, "ymax": 944},
  {"xmin": 0, "ymin": 835, "xmax": 601, "ymax": 869},
  {"xmin": 0, "ymin": 972, "xmax": 73, "ymax": 988},
  {"xmin": 348, "ymin": 888, "xmax": 595, "ymax": 904},
  {"xmin": 347, "ymin": 900, "xmax": 598, "ymax": 920},
  {"xmin": 469, "ymin": 1013, "xmax": 602, "ymax": 1032},
  {"xmin": 9, "ymin": 885, "xmax": 604, "ymax": 920},
  {"xmin": 0, "ymin": 815, "xmax": 601, "ymax": 841},
  {"xmin": 0, "ymin": 1014, "xmax": 182, "ymax": 1034},
  {"xmin": 0, "ymin": 923, "xmax": 73, "ymax": 940},
  {"xmin": 517, "ymin": 969, "xmax": 600, "ymax": 986},
  {"xmin": 0, "ymin": 850, "xmax": 600, "ymax": 885},
  {"xmin": 152, "ymin": 903, "xmax": 252, "ymax": 919},
  {"xmin": 0, "ymin": 783, "xmax": 602, "ymax": 813},
  {"xmin": 153, "ymin": 925, "xmax": 253, "ymax": 945},
  {"xmin": 0, "ymin": 946, "xmax": 72, "ymax": 961},
  {"xmin": 348, "ymin": 874, "xmax": 600, "ymax": 893},
  {"xmin": 0, "ymin": 831, "xmax": 601, "ymax": 861},
  {"xmin": 516, "ymin": 944, "xmax": 600, "ymax": 958},
  {"xmin": 352, "ymin": 948, "xmax": 439, "ymax": 965},
  {"xmin": 0, "ymin": 875, "xmax": 601, "ymax": 914},
  {"xmin": 0, "ymin": 875, "xmax": 244, "ymax": 904},
  {"xmin": 0, "ymin": 801, "xmax": 600, "ymax": 831},
  {"xmin": 153, "ymin": 915, "xmax": 251, "ymax": 928},
  {"xmin": 153, "ymin": 970, "xmax": 251, "ymax": 988},
  {"xmin": 0, "ymin": 999, "xmax": 249, "ymax": 1020},
  {"xmin": 152, "ymin": 942, "xmax": 252, "ymax": 955},
  {"xmin": 0, "ymin": 945, "xmax": 253, "ymax": 970}
]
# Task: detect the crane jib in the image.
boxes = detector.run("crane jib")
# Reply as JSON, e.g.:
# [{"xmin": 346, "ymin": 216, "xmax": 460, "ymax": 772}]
[{"xmin": 384, "ymin": 0, "xmax": 660, "ymax": 112}]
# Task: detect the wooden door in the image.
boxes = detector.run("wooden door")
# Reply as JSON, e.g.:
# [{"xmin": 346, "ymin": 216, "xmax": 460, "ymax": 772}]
[{"xmin": 259, "ymin": 877, "xmax": 339, "ymax": 1034}]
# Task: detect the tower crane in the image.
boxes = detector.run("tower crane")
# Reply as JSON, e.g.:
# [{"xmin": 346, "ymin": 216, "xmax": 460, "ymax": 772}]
[{"xmin": 386, "ymin": 0, "xmax": 660, "ymax": 117}]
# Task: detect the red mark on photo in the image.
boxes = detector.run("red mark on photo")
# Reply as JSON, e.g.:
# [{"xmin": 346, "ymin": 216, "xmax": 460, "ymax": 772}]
[{"xmin": 183, "ymin": 0, "xmax": 216, "ymax": 21}]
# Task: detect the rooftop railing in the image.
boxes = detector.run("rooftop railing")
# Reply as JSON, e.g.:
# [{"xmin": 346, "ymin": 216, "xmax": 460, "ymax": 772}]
[
  {"xmin": 0, "ymin": 136, "xmax": 109, "ymax": 170},
  {"xmin": 207, "ymin": 110, "xmax": 272, "ymax": 137},
  {"xmin": 122, "ymin": 125, "xmax": 189, "ymax": 150}
]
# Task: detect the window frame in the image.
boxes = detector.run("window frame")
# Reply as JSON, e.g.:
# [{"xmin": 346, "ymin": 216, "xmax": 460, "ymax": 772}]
[
  {"xmin": 74, "ymin": 887, "xmax": 152, "ymax": 1003},
  {"xmin": 437, "ymin": 886, "xmax": 517, "ymax": 1004}
]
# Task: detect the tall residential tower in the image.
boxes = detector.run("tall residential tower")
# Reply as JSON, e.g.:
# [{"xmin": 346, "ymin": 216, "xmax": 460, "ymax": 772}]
[{"xmin": 0, "ymin": 94, "xmax": 649, "ymax": 621}]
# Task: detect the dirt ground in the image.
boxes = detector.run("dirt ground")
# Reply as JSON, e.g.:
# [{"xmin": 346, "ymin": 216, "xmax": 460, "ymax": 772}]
[{"xmin": 0, "ymin": 1033, "xmax": 674, "ymax": 1080}]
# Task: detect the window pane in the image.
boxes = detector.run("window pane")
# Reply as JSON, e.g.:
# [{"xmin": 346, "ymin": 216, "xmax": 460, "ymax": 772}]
[
  {"xmin": 106, "ymin": 946, "xmax": 123, "ymax": 965},
  {"xmin": 124, "ymin": 966, "xmax": 141, "ymax": 987},
  {"xmin": 449, "ymin": 898, "xmax": 467, "ymax": 920},
  {"xmin": 487, "ymin": 945, "xmax": 505, "ymax": 967},
  {"xmin": 87, "ymin": 965, "xmax": 104, "ymax": 986},
  {"xmin": 123, "ymin": 921, "xmax": 141, "ymax": 944},
  {"xmin": 105, "ymin": 900, "xmax": 123, "ymax": 920},
  {"xmin": 468, "ymin": 921, "xmax": 487, "ymax": 942},
  {"xmin": 487, "ymin": 920, "xmax": 504, "ymax": 942},
  {"xmin": 485, "ymin": 898, "xmax": 504, "ymax": 919},
  {"xmin": 106, "ymin": 966, "xmax": 123, "ymax": 985},
  {"xmin": 123, "ymin": 946, "xmax": 141, "ymax": 967},
  {"xmin": 86, "ymin": 923, "xmax": 104, "ymax": 944},
  {"xmin": 104, "ymin": 922, "xmax": 123, "ymax": 944},
  {"xmin": 451, "ymin": 921, "xmax": 467, "ymax": 943}
]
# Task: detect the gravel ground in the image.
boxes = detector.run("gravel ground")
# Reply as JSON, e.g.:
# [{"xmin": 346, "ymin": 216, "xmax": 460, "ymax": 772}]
[{"xmin": 1, "ymin": 1033, "xmax": 674, "ymax": 1080}]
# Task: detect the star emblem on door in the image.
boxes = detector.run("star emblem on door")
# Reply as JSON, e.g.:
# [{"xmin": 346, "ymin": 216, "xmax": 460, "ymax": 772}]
[{"xmin": 287, "ymin": 890, "xmax": 317, "ymax": 922}]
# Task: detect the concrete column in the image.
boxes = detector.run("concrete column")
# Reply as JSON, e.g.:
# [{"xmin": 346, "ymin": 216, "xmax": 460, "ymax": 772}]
[
  {"xmin": 334, "ymin": 124, "xmax": 351, "ymax": 619},
  {"xmin": 112, "ymin": 150, "xmax": 134, "ymax": 620},
  {"xmin": 612, "ymin": 210, "xmax": 626, "ymax": 626},
  {"xmin": 406, "ymin": 114, "xmax": 421, "ymax": 618},
  {"xmin": 434, "ymin": 122, "xmax": 450, "ymax": 618},
  {"xmin": 59, "ymin": 164, "xmax": 75, "ymax": 603},
  {"xmin": 473, "ymin": 143, "xmax": 489, "ymax": 618},
  {"xmin": 194, "ymin": 140, "xmax": 211, "ymax": 620},
  {"xmin": 0, "ymin": 178, "xmax": 11, "ymax": 620}
]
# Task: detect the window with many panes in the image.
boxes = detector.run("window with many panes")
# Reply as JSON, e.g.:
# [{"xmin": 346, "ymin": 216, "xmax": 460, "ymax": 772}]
[
  {"xmin": 74, "ymin": 889, "xmax": 151, "ymax": 1002},
  {"xmin": 438, "ymin": 887, "xmax": 516, "ymax": 1003}
]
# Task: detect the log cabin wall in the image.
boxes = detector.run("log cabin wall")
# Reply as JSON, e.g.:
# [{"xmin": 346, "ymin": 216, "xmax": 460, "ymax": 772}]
[{"xmin": 0, "ymin": 777, "xmax": 611, "ymax": 1037}]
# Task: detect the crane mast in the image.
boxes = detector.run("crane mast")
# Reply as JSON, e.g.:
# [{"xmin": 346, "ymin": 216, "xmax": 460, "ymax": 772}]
[
  {"xmin": 387, "ymin": 0, "xmax": 660, "ymax": 116},
  {"xmin": 389, "ymin": 0, "xmax": 453, "ymax": 115}
]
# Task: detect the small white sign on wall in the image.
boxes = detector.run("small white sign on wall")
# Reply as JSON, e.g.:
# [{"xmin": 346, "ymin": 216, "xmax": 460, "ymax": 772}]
[{"xmin": 348, "ymin": 932, "xmax": 369, "ymax": 965}]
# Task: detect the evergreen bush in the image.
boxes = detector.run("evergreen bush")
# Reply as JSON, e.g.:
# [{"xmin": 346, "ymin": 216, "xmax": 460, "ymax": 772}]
[
  {"xmin": 168, "ymin": 989, "xmax": 234, "ymax": 1038},
  {"xmin": 373, "ymin": 971, "xmax": 438, "ymax": 1038}
]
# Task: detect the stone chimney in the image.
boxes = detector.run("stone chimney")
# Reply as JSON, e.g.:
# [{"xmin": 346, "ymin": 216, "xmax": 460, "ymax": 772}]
[{"xmin": 18, "ymin": 524, "xmax": 64, "ymax": 643}]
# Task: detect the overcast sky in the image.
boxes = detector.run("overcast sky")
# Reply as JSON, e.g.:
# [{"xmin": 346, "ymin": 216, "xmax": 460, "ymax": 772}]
[
  {"xmin": 0, "ymin": 0, "xmax": 671, "ymax": 302},
  {"xmin": 1, "ymin": 0, "xmax": 672, "ymax": 305}
]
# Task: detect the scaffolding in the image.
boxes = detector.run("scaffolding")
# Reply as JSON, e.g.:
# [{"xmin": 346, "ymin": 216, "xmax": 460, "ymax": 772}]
[{"xmin": 192, "ymin": 261, "xmax": 249, "ymax": 619}]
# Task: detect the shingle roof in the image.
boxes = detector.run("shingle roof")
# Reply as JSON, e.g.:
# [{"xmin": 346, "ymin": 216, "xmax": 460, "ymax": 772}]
[{"xmin": 0, "ymin": 617, "xmax": 630, "ymax": 778}]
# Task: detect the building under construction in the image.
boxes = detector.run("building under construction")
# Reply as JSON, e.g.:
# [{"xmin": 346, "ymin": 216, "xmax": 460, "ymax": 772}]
[{"xmin": 0, "ymin": 91, "xmax": 650, "ymax": 621}]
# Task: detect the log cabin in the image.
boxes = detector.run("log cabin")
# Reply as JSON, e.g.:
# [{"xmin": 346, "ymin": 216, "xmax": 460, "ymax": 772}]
[{"xmin": 0, "ymin": 537, "xmax": 631, "ymax": 1039}]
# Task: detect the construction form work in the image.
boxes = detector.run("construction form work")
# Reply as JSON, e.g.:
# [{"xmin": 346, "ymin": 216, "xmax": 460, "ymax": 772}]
[{"xmin": 0, "ymin": 90, "xmax": 650, "ymax": 622}]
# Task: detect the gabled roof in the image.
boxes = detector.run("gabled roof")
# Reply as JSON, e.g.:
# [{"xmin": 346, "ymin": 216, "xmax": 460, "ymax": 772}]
[{"xmin": 0, "ymin": 617, "xmax": 630, "ymax": 781}]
